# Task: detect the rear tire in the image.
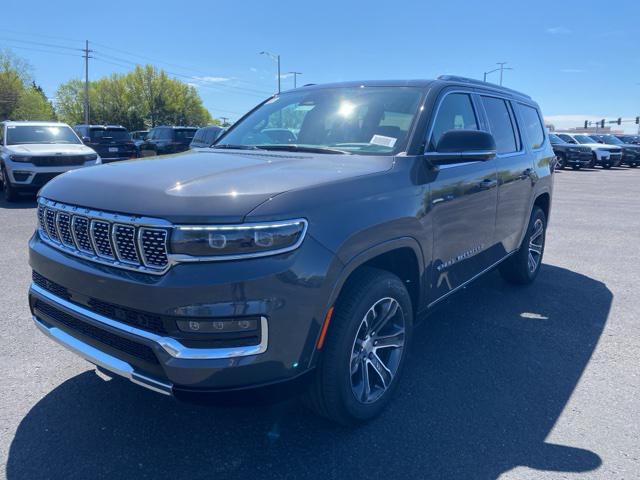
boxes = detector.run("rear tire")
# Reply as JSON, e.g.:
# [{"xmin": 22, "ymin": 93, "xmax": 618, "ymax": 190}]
[
  {"xmin": 555, "ymin": 154, "xmax": 566, "ymax": 170},
  {"xmin": 304, "ymin": 267, "xmax": 413, "ymax": 425},
  {"xmin": 499, "ymin": 206, "xmax": 547, "ymax": 285},
  {"xmin": 0, "ymin": 166, "xmax": 19, "ymax": 202},
  {"xmin": 571, "ymin": 164, "xmax": 580, "ymax": 170},
  {"xmin": 602, "ymin": 163, "xmax": 612, "ymax": 169}
]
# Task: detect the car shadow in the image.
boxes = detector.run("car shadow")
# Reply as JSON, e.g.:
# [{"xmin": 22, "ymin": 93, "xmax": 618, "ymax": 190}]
[
  {"xmin": 0, "ymin": 195, "xmax": 37, "ymax": 210},
  {"xmin": 6, "ymin": 265, "xmax": 610, "ymax": 480}
]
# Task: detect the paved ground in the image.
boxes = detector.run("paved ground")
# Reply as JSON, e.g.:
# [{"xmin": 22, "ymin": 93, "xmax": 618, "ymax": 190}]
[{"xmin": 0, "ymin": 166, "xmax": 639, "ymax": 480}]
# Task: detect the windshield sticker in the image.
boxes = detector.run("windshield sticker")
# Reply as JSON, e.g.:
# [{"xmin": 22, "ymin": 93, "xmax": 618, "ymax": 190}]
[{"xmin": 370, "ymin": 134, "xmax": 397, "ymax": 148}]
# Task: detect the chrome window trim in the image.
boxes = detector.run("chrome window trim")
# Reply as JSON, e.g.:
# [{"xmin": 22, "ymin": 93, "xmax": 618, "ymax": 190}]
[{"xmin": 30, "ymin": 283, "xmax": 269, "ymax": 360}]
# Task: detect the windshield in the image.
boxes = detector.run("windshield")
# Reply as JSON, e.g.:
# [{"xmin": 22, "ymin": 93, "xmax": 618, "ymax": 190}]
[
  {"xmin": 6, "ymin": 125, "xmax": 81, "ymax": 145},
  {"xmin": 575, "ymin": 135, "xmax": 597, "ymax": 144},
  {"xmin": 89, "ymin": 128, "xmax": 131, "ymax": 142},
  {"xmin": 548, "ymin": 133, "xmax": 565, "ymax": 144},
  {"xmin": 217, "ymin": 87, "xmax": 424, "ymax": 155},
  {"xmin": 600, "ymin": 135, "xmax": 624, "ymax": 145}
]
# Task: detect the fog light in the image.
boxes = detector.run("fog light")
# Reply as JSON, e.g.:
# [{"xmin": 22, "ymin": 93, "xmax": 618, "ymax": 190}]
[
  {"xmin": 12, "ymin": 171, "xmax": 31, "ymax": 182},
  {"xmin": 176, "ymin": 318, "xmax": 259, "ymax": 333}
]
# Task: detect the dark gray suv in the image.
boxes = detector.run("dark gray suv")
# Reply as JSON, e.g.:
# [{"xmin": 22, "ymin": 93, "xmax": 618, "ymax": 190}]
[{"xmin": 28, "ymin": 76, "xmax": 554, "ymax": 424}]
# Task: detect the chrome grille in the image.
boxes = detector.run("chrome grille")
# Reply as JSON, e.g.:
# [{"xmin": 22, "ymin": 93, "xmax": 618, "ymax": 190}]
[{"xmin": 37, "ymin": 199, "xmax": 171, "ymax": 274}]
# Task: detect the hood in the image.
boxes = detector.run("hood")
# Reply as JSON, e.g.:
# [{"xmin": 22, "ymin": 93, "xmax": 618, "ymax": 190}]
[
  {"xmin": 40, "ymin": 149, "xmax": 394, "ymax": 223},
  {"xmin": 8, "ymin": 143, "xmax": 95, "ymax": 155}
]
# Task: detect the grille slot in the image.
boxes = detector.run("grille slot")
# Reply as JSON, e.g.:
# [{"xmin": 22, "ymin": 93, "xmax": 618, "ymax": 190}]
[
  {"xmin": 30, "ymin": 155, "xmax": 87, "ymax": 167},
  {"xmin": 57, "ymin": 212, "xmax": 74, "ymax": 247},
  {"xmin": 37, "ymin": 200, "xmax": 170, "ymax": 274},
  {"xmin": 91, "ymin": 220, "xmax": 115, "ymax": 258},
  {"xmin": 45, "ymin": 208, "xmax": 60, "ymax": 242},
  {"xmin": 72, "ymin": 216, "xmax": 94, "ymax": 253},
  {"xmin": 113, "ymin": 224, "xmax": 139, "ymax": 264},
  {"xmin": 140, "ymin": 229, "xmax": 169, "ymax": 267}
]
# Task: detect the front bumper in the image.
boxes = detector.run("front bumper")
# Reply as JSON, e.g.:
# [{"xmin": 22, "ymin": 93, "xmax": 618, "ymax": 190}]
[
  {"xmin": 5, "ymin": 161, "xmax": 101, "ymax": 188},
  {"xmin": 29, "ymin": 232, "xmax": 340, "ymax": 396}
]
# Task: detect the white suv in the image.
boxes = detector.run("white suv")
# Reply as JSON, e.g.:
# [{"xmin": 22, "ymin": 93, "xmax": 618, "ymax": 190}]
[
  {"xmin": 555, "ymin": 132, "xmax": 622, "ymax": 169},
  {"xmin": 0, "ymin": 121, "xmax": 101, "ymax": 202}
]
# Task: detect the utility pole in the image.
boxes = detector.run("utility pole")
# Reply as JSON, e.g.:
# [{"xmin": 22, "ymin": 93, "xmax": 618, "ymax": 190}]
[
  {"xmin": 483, "ymin": 63, "xmax": 512, "ymax": 85},
  {"xmin": 288, "ymin": 71, "xmax": 302, "ymax": 88},
  {"xmin": 83, "ymin": 40, "xmax": 92, "ymax": 124},
  {"xmin": 220, "ymin": 117, "xmax": 229, "ymax": 127}
]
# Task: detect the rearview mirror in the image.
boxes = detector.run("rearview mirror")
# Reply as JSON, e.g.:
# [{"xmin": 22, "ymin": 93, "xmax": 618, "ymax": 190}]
[{"xmin": 426, "ymin": 130, "xmax": 497, "ymax": 165}]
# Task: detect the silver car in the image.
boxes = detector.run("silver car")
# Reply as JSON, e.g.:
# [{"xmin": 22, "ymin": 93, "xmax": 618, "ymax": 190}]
[{"xmin": 0, "ymin": 121, "xmax": 101, "ymax": 202}]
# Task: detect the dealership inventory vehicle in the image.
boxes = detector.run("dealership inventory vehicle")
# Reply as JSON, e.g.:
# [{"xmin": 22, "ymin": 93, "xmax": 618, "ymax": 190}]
[
  {"xmin": 549, "ymin": 133, "xmax": 591, "ymax": 169},
  {"xmin": 615, "ymin": 134, "xmax": 640, "ymax": 145},
  {"xmin": 556, "ymin": 133, "xmax": 621, "ymax": 168},
  {"xmin": 138, "ymin": 126, "xmax": 198, "ymax": 156},
  {"xmin": 190, "ymin": 125, "xmax": 225, "ymax": 149},
  {"xmin": 590, "ymin": 134, "xmax": 639, "ymax": 167},
  {"xmin": 74, "ymin": 125, "xmax": 138, "ymax": 163},
  {"xmin": 0, "ymin": 121, "xmax": 101, "ymax": 202},
  {"xmin": 28, "ymin": 76, "xmax": 553, "ymax": 424}
]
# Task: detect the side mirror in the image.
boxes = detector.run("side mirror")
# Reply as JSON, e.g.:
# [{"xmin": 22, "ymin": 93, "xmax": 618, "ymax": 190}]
[{"xmin": 426, "ymin": 130, "xmax": 496, "ymax": 165}]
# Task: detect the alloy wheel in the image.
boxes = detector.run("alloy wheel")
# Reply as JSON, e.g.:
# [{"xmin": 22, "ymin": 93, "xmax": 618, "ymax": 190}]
[
  {"xmin": 528, "ymin": 218, "xmax": 544, "ymax": 273},
  {"xmin": 350, "ymin": 297, "xmax": 406, "ymax": 404}
]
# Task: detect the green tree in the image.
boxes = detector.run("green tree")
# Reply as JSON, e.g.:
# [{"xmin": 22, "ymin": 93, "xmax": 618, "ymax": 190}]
[
  {"xmin": 55, "ymin": 64, "xmax": 213, "ymax": 130},
  {"xmin": 13, "ymin": 82, "xmax": 57, "ymax": 121},
  {"xmin": 0, "ymin": 49, "xmax": 32, "ymax": 120}
]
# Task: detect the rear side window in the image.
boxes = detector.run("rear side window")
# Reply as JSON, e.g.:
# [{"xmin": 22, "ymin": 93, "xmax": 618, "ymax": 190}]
[
  {"xmin": 429, "ymin": 93, "xmax": 478, "ymax": 151},
  {"xmin": 481, "ymin": 96, "xmax": 520, "ymax": 154},
  {"xmin": 519, "ymin": 104, "xmax": 545, "ymax": 149}
]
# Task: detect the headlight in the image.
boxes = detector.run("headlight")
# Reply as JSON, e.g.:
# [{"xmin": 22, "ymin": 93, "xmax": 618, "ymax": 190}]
[
  {"xmin": 171, "ymin": 219, "xmax": 308, "ymax": 259},
  {"xmin": 9, "ymin": 154, "xmax": 30, "ymax": 162},
  {"xmin": 83, "ymin": 154, "xmax": 98, "ymax": 161}
]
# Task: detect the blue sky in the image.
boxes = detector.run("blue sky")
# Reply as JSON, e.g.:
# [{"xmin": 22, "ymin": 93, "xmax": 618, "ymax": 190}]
[{"xmin": 3, "ymin": 0, "xmax": 640, "ymax": 132}]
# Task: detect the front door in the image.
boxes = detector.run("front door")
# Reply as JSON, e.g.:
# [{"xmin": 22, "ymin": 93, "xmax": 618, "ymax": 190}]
[{"xmin": 425, "ymin": 91, "xmax": 499, "ymax": 303}]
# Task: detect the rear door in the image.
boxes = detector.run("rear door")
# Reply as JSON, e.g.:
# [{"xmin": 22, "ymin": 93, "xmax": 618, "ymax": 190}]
[
  {"xmin": 426, "ymin": 91, "xmax": 499, "ymax": 302},
  {"xmin": 479, "ymin": 95, "xmax": 534, "ymax": 253}
]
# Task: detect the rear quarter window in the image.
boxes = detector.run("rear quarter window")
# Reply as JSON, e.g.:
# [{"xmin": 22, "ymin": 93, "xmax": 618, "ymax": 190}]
[{"xmin": 519, "ymin": 104, "xmax": 545, "ymax": 150}]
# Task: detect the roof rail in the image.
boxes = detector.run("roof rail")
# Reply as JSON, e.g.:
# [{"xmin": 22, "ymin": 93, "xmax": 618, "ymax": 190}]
[
  {"xmin": 437, "ymin": 75, "xmax": 531, "ymax": 99},
  {"xmin": 302, "ymin": 83, "xmax": 316, "ymax": 87}
]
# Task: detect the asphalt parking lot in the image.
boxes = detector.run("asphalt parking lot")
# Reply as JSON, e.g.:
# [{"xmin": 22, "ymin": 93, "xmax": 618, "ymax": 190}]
[{"xmin": 1, "ymin": 166, "xmax": 639, "ymax": 480}]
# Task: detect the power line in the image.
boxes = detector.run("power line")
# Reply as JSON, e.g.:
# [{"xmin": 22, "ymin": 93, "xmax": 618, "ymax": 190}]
[
  {"xmin": 0, "ymin": 43, "xmax": 81, "ymax": 58},
  {"xmin": 0, "ymin": 36, "xmax": 83, "ymax": 52}
]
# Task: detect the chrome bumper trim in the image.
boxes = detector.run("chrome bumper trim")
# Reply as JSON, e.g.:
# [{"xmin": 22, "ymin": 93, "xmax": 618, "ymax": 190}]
[
  {"xmin": 30, "ymin": 283, "xmax": 269, "ymax": 360},
  {"xmin": 33, "ymin": 315, "xmax": 173, "ymax": 396}
]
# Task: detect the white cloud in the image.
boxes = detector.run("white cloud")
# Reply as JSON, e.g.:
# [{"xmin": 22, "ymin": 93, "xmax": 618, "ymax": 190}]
[
  {"xmin": 546, "ymin": 26, "xmax": 571, "ymax": 35},
  {"xmin": 193, "ymin": 76, "xmax": 231, "ymax": 83},
  {"xmin": 249, "ymin": 67, "xmax": 258, "ymax": 72}
]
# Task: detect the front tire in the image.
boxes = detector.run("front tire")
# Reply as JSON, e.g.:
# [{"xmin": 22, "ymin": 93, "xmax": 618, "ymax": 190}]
[
  {"xmin": 555, "ymin": 154, "xmax": 566, "ymax": 170},
  {"xmin": 0, "ymin": 166, "xmax": 19, "ymax": 202},
  {"xmin": 304, "ymin": 267, "xmax": 413, "ymax": 425},
  {"xmin": 499, "ymin": 206, "xmax": 547, "ymax": 285}
]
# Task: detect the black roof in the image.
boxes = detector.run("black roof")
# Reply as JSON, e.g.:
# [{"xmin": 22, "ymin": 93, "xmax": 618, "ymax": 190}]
[{"xmin": 293, "ymin": 75, "xmax": 532, "ymax": 101}]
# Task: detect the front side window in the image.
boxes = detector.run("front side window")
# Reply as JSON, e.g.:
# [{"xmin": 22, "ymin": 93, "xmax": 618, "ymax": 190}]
[
  {"xmin": 482, "ymin": 96, "xmax": 520, "ymax": 154},
  {"xmin": 519, "ymin": 104, "xmax": 545, "ymax": 149},
  {"xmin": 601, "ymin": 135, "xmax": 624, "ymax": 145},
  {"xmin": 218, "ymin": 87, "xmax": 424, "ymax": 155},
  {"xmin": 6, "ymin": 125, "xmax": 82, "ymax": 145},
  {"xmin": 548, "ymin": 133, "xmax": 565, "ymax": 144},
  {"xmin": 428, "ymin": 93, "xmax": 479, "ymax": 151},
  {"xmin": 558, "ymin": 134, "xmax": 576, "ymax": 144},
  {"xmin": 174, "ymin": 129, "xmax": 197, "ymax": 142}
]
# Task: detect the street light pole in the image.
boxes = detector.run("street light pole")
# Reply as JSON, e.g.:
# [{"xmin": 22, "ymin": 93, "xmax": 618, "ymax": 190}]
[
  {"xmin": 483, "ymin": 63, "xmax": 513, "ymax": 85},
  {"xmin": 260, "ymin": 51, "xmax": 281, "ymax": 94},
  {"xmin": 288, "ymin": 71, "xmax": 302, "ymax": 88}
]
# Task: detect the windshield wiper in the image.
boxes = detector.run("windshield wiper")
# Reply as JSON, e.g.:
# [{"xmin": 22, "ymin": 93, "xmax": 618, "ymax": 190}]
[
  {"xmin": 212, "ymin": 144, "xmax": 261, "ymax": 150},
  {"xmin": 256, "ymin": 144, "xmax": 351, "ymax": 155}
]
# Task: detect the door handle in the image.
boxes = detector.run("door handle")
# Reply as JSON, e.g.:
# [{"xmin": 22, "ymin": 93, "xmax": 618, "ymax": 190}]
[{"xmin": 479, "ymin": 178, "xmax": 498, "ymax": 190}]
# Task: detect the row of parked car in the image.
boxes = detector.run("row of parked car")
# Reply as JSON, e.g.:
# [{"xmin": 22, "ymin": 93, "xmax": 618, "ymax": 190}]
[
  {"xmin": 549, "ymin": 132, "xmax": 640, "ymax": 170},
  {"xmin": 0, "ymin": 121, "xmax": 225, "ymax": 201}
]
